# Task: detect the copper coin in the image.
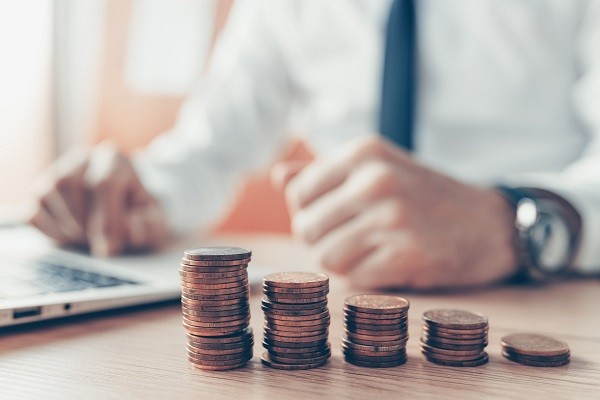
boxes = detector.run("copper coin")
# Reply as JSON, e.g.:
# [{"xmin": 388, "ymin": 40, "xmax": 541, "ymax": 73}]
[
  {"xmin": 187, "ymin": 337, "xmax": 253, "ymax": 351},
  {"xmin": 181, "ymin": 278, "xmax": 249, "ymax": 290},
  {"xmin": 263, "ymin": 310, "xmax": 329, "ymax": 321},
  {"xmin": 345, "ymin": 315, "xmax": 408, "ymax": 325},
  {"xmin": 422, "ymin": 309, "xmax": 488, "ymax": 330},
  {"xmin": 181, "ymin": 298, "xmax": 249, "ymax": 310},
  {"xmin": 265, "ymin": 289, "xmax": 330, "ymax": 299},
  {"xmin": 180, "ymin": 269, "xmax": 247, "ymax": 281},
  {"xmin": 424, "ymin": 325, "xmax": 489, "ymax": 336},
  {"xmin": 182, "ymin": 315, "xmax": 250, "ymax": 328},
  {"xmin": 344, "ymin": 335, "xmax": 408, "ymax": 348},
  {"xmin": 421, "ymin": 333, "xmax": 487, "ymax": 346},
  {"xmin": 268, "ymin": 351, "xmax": 331, "ymax": 365},
  {"xmin": 347, "ymin": 327, "xmax": 407, "ymax": 336},
  {"xmin": 425, "ymin": 352, "xmax": 489, "ymax": 367},
  {"xmin": 181, "ymin": 285, "xmax": 249, "ymax": 296},
  {"xmin": 502, "ymin": 351, "xmax": 570, "ymax": 367},
  {"xmin": 262, "ymin": 284, "xmax": 329, "ymax": 294},
  {"xmin": 263, "ymin": 337, "xmax": 329, "ymax": 349},
  {"xmin": 420, "ymin": 349, "xmax": 485, "ymax": 362},
  {"xmin": 341, "ymin": 338, "xmax": 406, "ymax": 353},
  {"xmin": 265, "ymin": 294, "xmax": 328, "ymax": 304},
  {"xmin": 342, "ymin": 345, "xmax": 406, "ymax": 358},
  {"xmin": 180, "ymin": 274, "xmax": 250, "ymax": 285},
  {"xmin": 187, "ymin": 343, "xmax": 253, "ymax": 356},
  {"xmin": 420, "ymin": 337, "xmax": 487, "ymax": 351},
  {"xmin": 344, "ymin": 356, "xmax": 407, "ymax": 368},
  {"xmin": 183, "ymin": 312, "xmax": 250, "ymax": 324},
  {"xmin": 187, "ymin": 353, "xmax": 253, "ymax": 367},
  {"xmin": 264, "ymin": 331, "xmax": 328, "ymax": 343},
  {"xmin": 501, "ymin": 333, "xmax": 570, "ymax": 357},
  {"xmin": 182, "ymin": 305, "xmax": 249, "ymax": 318},
  {"xmin": 343, "ymin": 350, "xmax": 406, "ymax": 363},
  {"xmin": 261, "ymin": 297, "xmax": 327, "ymax": 310},
  {"xmin": 502, "ymin": 349, "xmax": 570, "ymax": 363},
  {"xmin": 344, "ymin": 295, "xmax": 410, "ymax": 314},
  {"xmin": 265, "ymin": 317, "xmax": 330, "ymax": 329},
  {"xmin": 345, "ymin": 320, "xmax": 408, "ymax": 331},
  {"xmin": 263, "ymin": 326, "xmax": 328, "ymax": 338},
  {"xmin": 418, "ymin": 342, "xmax": 483, "ymax": 357},
  {"xmin": 179, "ymin": 264, "xmax": 247, "ymax": 274},
  {"xmin": 422, "ymin": 326, "xmax": 487, "ymax": 340},
  {"xmin": 263, "ymin": 272, "xmax": 329, "ymax": 289},
  {"xmin": 263, "ymin": 340, "xmax": 331, "ymax": 354},
  {"xmin": 186, "ymin": 327, "xmax": 253, "ymax": 344},
  {"xmin": 268, "ymin": 345, "xmax": 331, "ymax": 359},
  {"xmin": 186, "ymin": 326, "xmax": 252, "ymax": 341},
  {"xmin": 181, "ymin": 290, "xmax": 248, "ymax": 301},
  {"xmin": 186, "ymin": 348, "xmax": 252, "ymax": 361},
  {"xmin": 184, "ymin": 247, "xmax": 251, "ymax": 261},
  {"xmin": 188, "ymin": 358, "xmax": 251, "ymax": 371},
  {"xmin": 180, "ymin": 257, "xmax": 250, "ymax": 267},
  {"xmin": 344, "ymin": 308, "xmax": 408, "ymax": 320},
  {"xmin": 345, "ymin": 330, "xmax": 408, "ymax": 342},
  {"xmin": 183, "ymin": 320, "xmax": 249, "ymax": 336},
  {"xmin": 261, "ymin": 352, "xmax": 328, "ymax": 370}
]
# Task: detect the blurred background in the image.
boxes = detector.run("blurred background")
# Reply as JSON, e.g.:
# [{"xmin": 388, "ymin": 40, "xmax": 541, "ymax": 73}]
[{"xmin": 0, "ymin": 0, "xmax": 308, "ymax": 234}]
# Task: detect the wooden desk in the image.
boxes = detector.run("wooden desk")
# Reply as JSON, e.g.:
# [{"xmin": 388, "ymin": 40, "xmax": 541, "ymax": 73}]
[{"xmin": 1, "ymin": 235, "xmax": 599, "ymax": 399}]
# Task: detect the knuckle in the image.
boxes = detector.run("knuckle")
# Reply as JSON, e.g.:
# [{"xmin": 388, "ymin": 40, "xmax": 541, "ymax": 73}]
[
  {"xmin": 362, "ymin": 163, "xmax": 397, "ymax": 200},
  {"xmin": 291, "ymin": 213, "xmax": 313, "ymax": 244},
  {"xmin": 381, "ymin": 200, "xmax": 406, "ymax": 228}
]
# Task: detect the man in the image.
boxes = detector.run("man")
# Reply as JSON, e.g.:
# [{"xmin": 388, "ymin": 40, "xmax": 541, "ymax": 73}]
[{"xmin": 29, "ymin": 0, "xmax": 600, "ymax": 289}]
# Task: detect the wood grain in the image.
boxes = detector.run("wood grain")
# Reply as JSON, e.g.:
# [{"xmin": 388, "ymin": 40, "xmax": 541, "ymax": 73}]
[{"xmin": 0, "ymin": 234, "xmax": 598, "ymax": 399}]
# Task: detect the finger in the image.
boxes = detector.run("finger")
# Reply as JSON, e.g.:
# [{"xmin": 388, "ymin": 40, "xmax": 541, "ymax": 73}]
[
  {"xmin": 42, "ymin": 189, "xmax": 86, "ymax": 243},
  {"xmin": 314, "ymin": 200, "xmax": 403, "ymax": 274},
  {"xmin": 271, "ymin": 160, "xmax": 310, "ymax": 192},
  {"xmin": 125, "ymin": 208, "xmax": 147, "ymax": 250},
  {"xmin": 347, "ymin": 232, "xmax": 415, "ymax": 289},
  {"xmin": 85, "ymin": 145, "xmax": 128, "ymax": 257},
  {"xmin": 28, "ymin": 206, "xmax": 70, "ymax": 245},
  {"xmin": 141, "ymin": 202, "xmax": 168, "ymax": 250}
]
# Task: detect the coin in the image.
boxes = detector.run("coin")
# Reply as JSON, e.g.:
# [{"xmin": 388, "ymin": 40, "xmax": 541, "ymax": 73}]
[
  {"xmin": 500, "ymin": 333, "xmax": 570, "ymax": 357},
  {"xmin": 344, "ymin": 295, "xmax": 410, "ymax": 314},
  {"xmin": 180, "ymin": 278, "xmax": 249, "ymax": 290},
  {"xmin": 345, "ymin": 320, "xmax": 408, "ymax": 331},
  {"xmin": 263, "ymin": 337, "xmax": 329, "ymax": 349},
  {"xmin": 188, "ymin": 352, "xmax": 253, "ymax": 366},
  {"xmin": 345, "ymin": 315, "xmax": 408, "ymax": 325},
  {"xmin": 188, "ymin": 337, "xmax": 253, "ymax": 351},
  {"xmin": 188, "ymin": 357, "xmax": 250, "ymax": 371},
  {"xmin": 424, "ymin": 325, "xmax": 489, "ymax": 336},
  {"xmin": 264, "ymin": 330, "xmax": 328, "ymax": 343},
  {"xmin": 264, "ymin": 326, "xmax": 328, "ymax": 338},
  {"xmin": 181, "ymin": 298, "xmax": 249, "ymax": 310},
  {"xmin": 346, "ymin": 330, "xmax": 408, "ymax": 343},
  {"xmin": 181, "ymin": 290, "xmax": 249, "ymax": 301},
  {"xmin": 182, "ymin": 315, "xmax": 250, "ymax": 327},
  {"xmin": 261, "ymin": 297, "xmax": 328, "ymax": 311},
  {"xmin": 265, "ymin": 289, "xmax": 330, "ymax": 299},
  {"xmin": 422, "ymin": 326, "xmax": 487, "ymax": 340},
  {"xmin": 502, "ymin": 349, "xmax": 570, "ymax": 363},
  {"xmin": 264, "ymin": 294, "xmax": 328, "ymax": 304},
  {"xmin": 265, "ymin": 318, "xmax": 330, "ymax": 330},
  {"xmin": 264, "ymin": 310, "xmax": 330, "ymax": 322},
  {"xmin": 344, "ymin": 308, "xmax": 408, "ymax": 320},
  {"xmin": 420, "ymin": 349, "xmax": 484, "ymax": 362},
  {"xmin": 181, "ymin": 285, "xmax": 249, "ymax": 295},
  {"xmin": 182, "ymin": 320, "xmax": 249, "ymax": 336},
  {"xmin": 264, "ymin": 341, "xmax": 331, "ymax": 354},
  {"xmin": 422, "ymin": 309, "xmax": 488, "ymax": 330},
  {"xmin": 183, "ymin": 311, "xmax": 250, "ymax": 323},
  {"xmin": 180, "ymin": 269, "xmax": 248, "ymax": 280},
  {"xmin": 186, "ymin": 347, "xmax": 253, "ymax": 361},
  {"xmin": 342, "ymin": 338, "xmax": 406, "ymax": 353},
  {"xmin": 421, "ymin": 333, "xmax": 488, "ymax": 346},
  {"xmin": 342, "ymin": 344, "xmax": 406, "ymax": 358},
  {"xmin": 420, "ymin": 337, "xmax": 487, "ymax": 352},
  {"xmin": 268, "ymin": 350, "xmax": 331, "ymax": 365},
  {"xmin": 502, "ymin": 351, "xmax": 570, "ymax": 367},
  {"xmin": 186, "ymin": 327, "xmax": 253, "ymax": 344},
  {"xmin": 268, "ymin": 344, "xmax": 331, "ymax": 359},
  {"xmin": 425, "ymin": 352, "xmax": 489, "ymax": 367},
  {"xmin": 262, "ymin": 284, "xmax": 330, "ymax": 294},
  {"xmin": 263, "ymin": 272, "xmax": 329, "ymax": 289},
  {"xmin": 261, "ymin": 352, "xmax": 328, "ymax": 370},
  {"xmin": 180, "ymin": 257, "xmax": 251, "ymax": 267},
  {"xmin": 184, "ymin": 247, "xmax": 252, "ymax": 261},
  {"xmin": 181, "ymin": 306, "xmax": 249, "ymax": 318},
  {"xmin": 418, "ymin": 342, "xmax": 484, "ymax": 357},
  {"xmin": 344, "ymin": 356, "xmax": 407, "ymax": 368},
  {"xmin": 344, "ymin": 335, "xmax": 408, "ymax": 348},
  {"xmin": 179, "ymin": 264, "xmax": 247, "ymax": 274}
]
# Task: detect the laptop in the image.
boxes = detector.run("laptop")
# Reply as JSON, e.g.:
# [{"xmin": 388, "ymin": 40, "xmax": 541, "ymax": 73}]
[{"xmin": 0, "ymin": 225, "xmax": 268, "ymax": 327}]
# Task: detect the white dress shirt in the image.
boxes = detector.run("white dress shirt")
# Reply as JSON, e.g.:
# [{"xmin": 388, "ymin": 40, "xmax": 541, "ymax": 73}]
[{"xmin": 135, "ymin": 0, "xmax": 600, "ymax": 273}]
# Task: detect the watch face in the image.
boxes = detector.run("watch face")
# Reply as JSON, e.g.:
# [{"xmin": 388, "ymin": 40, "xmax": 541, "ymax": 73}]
[{"xmin": 530, "ymin": 210, "xmax": 571, "ymax": 273}]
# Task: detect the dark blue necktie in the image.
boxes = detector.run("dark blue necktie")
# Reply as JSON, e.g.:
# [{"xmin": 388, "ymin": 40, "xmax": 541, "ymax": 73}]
[{"xmin": 379, "ymin": 0, "xmax": 416, "ymax": 150}]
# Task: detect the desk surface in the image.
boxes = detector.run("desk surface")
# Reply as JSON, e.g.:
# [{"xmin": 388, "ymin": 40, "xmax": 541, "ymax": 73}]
[{"xmin": 1, "ymin": 235, "xmax": 599, "ymax": 399}]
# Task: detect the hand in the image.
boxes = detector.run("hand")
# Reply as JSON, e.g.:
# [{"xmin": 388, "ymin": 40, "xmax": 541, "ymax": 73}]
[
  {"xmin": 275, "ymin": 136, "xmax": 518, "ymax": 290},
  {"xmin": 27, "ymin": 143, "xmax": 167, "ymax": 256}
]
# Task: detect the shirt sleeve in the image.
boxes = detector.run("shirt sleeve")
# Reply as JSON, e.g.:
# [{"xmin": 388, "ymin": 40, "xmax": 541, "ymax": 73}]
[
  {"xmin": 133, "ymin": 0, "xmax": 292, "ymax": 235},
  {"xmin": 498, "ymin": 1, "xmax": 600, "ymax": 274}
]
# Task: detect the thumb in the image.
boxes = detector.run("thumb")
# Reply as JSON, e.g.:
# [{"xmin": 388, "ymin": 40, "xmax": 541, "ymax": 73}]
[{"xmin": 271, "ymin": 160, "xmax": 310, "ymax": 191}]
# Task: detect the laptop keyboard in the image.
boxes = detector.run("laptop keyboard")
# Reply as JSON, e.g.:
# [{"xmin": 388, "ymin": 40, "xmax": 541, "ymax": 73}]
[{"xmin": 0, "ymin": 258, "xmax": 138, "ymax": 299}]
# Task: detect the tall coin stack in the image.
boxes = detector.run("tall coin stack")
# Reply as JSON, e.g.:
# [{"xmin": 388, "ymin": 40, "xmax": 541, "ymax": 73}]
[
  {"xmin": 342, "ymin": 295, "xmax": 410, "ymax": 368},
  {"xmin": 261, "ymin": 272, "xmax": 331, "ymax": 370},
  {"xmin": 420, "ymin": 309, "xmax": 489, "ymax": 367},
  {"xmin": 180, "ymin": 247, "xmax": 253, "ymax": 371},
  {"xmin": 501, "ymin": 333, "xmax": 570, "ymax": 367}
]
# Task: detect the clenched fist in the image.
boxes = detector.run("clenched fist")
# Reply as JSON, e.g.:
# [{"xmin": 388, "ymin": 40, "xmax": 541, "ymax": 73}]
[
  {"xmin": 274, "ymin": 136, "xmax": 518, "ymax": 290},
  {"xmin": 27, "ymin": 143, "xmax": 167, "ymax": 256}
]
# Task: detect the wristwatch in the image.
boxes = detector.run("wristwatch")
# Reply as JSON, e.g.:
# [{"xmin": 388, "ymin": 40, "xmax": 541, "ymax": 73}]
[{"xmin": 495, "ymin": 186, "xmax": 582, "ymax": 282}]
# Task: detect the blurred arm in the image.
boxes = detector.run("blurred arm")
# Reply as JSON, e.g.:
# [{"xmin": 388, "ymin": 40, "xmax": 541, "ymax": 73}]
[
  {"xmin": 499, "ymin": 2, "xmax": 600, "ymax": 273},
  {"xmin": 134, "ymin": 0, "xmax": 292, "ymax": 235}
]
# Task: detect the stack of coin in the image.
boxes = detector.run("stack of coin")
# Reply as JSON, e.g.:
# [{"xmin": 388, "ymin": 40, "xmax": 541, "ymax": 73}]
[
  {"xmin": 501, "ymin": 333, "xmax": 570, "ymax": 367},
  {"xmin": 420, "ymin": 309, "xmax": 489, "ymax": 367},
  {"xmin": 261, "ymin": 272, "xmax": 331, "ymax": 370},
  {"xmin": 180, "ymin": 247, "xmax": 253, "ymax": 370},
  {"xmin": 343, "ymin": 295, "xmax": 410, "ymax": 368}
]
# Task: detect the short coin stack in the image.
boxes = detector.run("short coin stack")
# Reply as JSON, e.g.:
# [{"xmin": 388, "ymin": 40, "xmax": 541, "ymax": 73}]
[
  {"xmin": 420, "ymin": 309, "xmax": 489, "ymax": 367},
  {"xmin": 261, "ymin": 272, "xmax": 331, "ymax": 370},
  {"xmin": 343, "ymin": 295, "xmax": 410, "ymax": 368},
  {"xmin": 180, "ymin": 247, "xmax": 253, "ymax": 370},
  {"xmin": 501, "ymin": 333, "xmax": 570, "ymax": 367}
]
